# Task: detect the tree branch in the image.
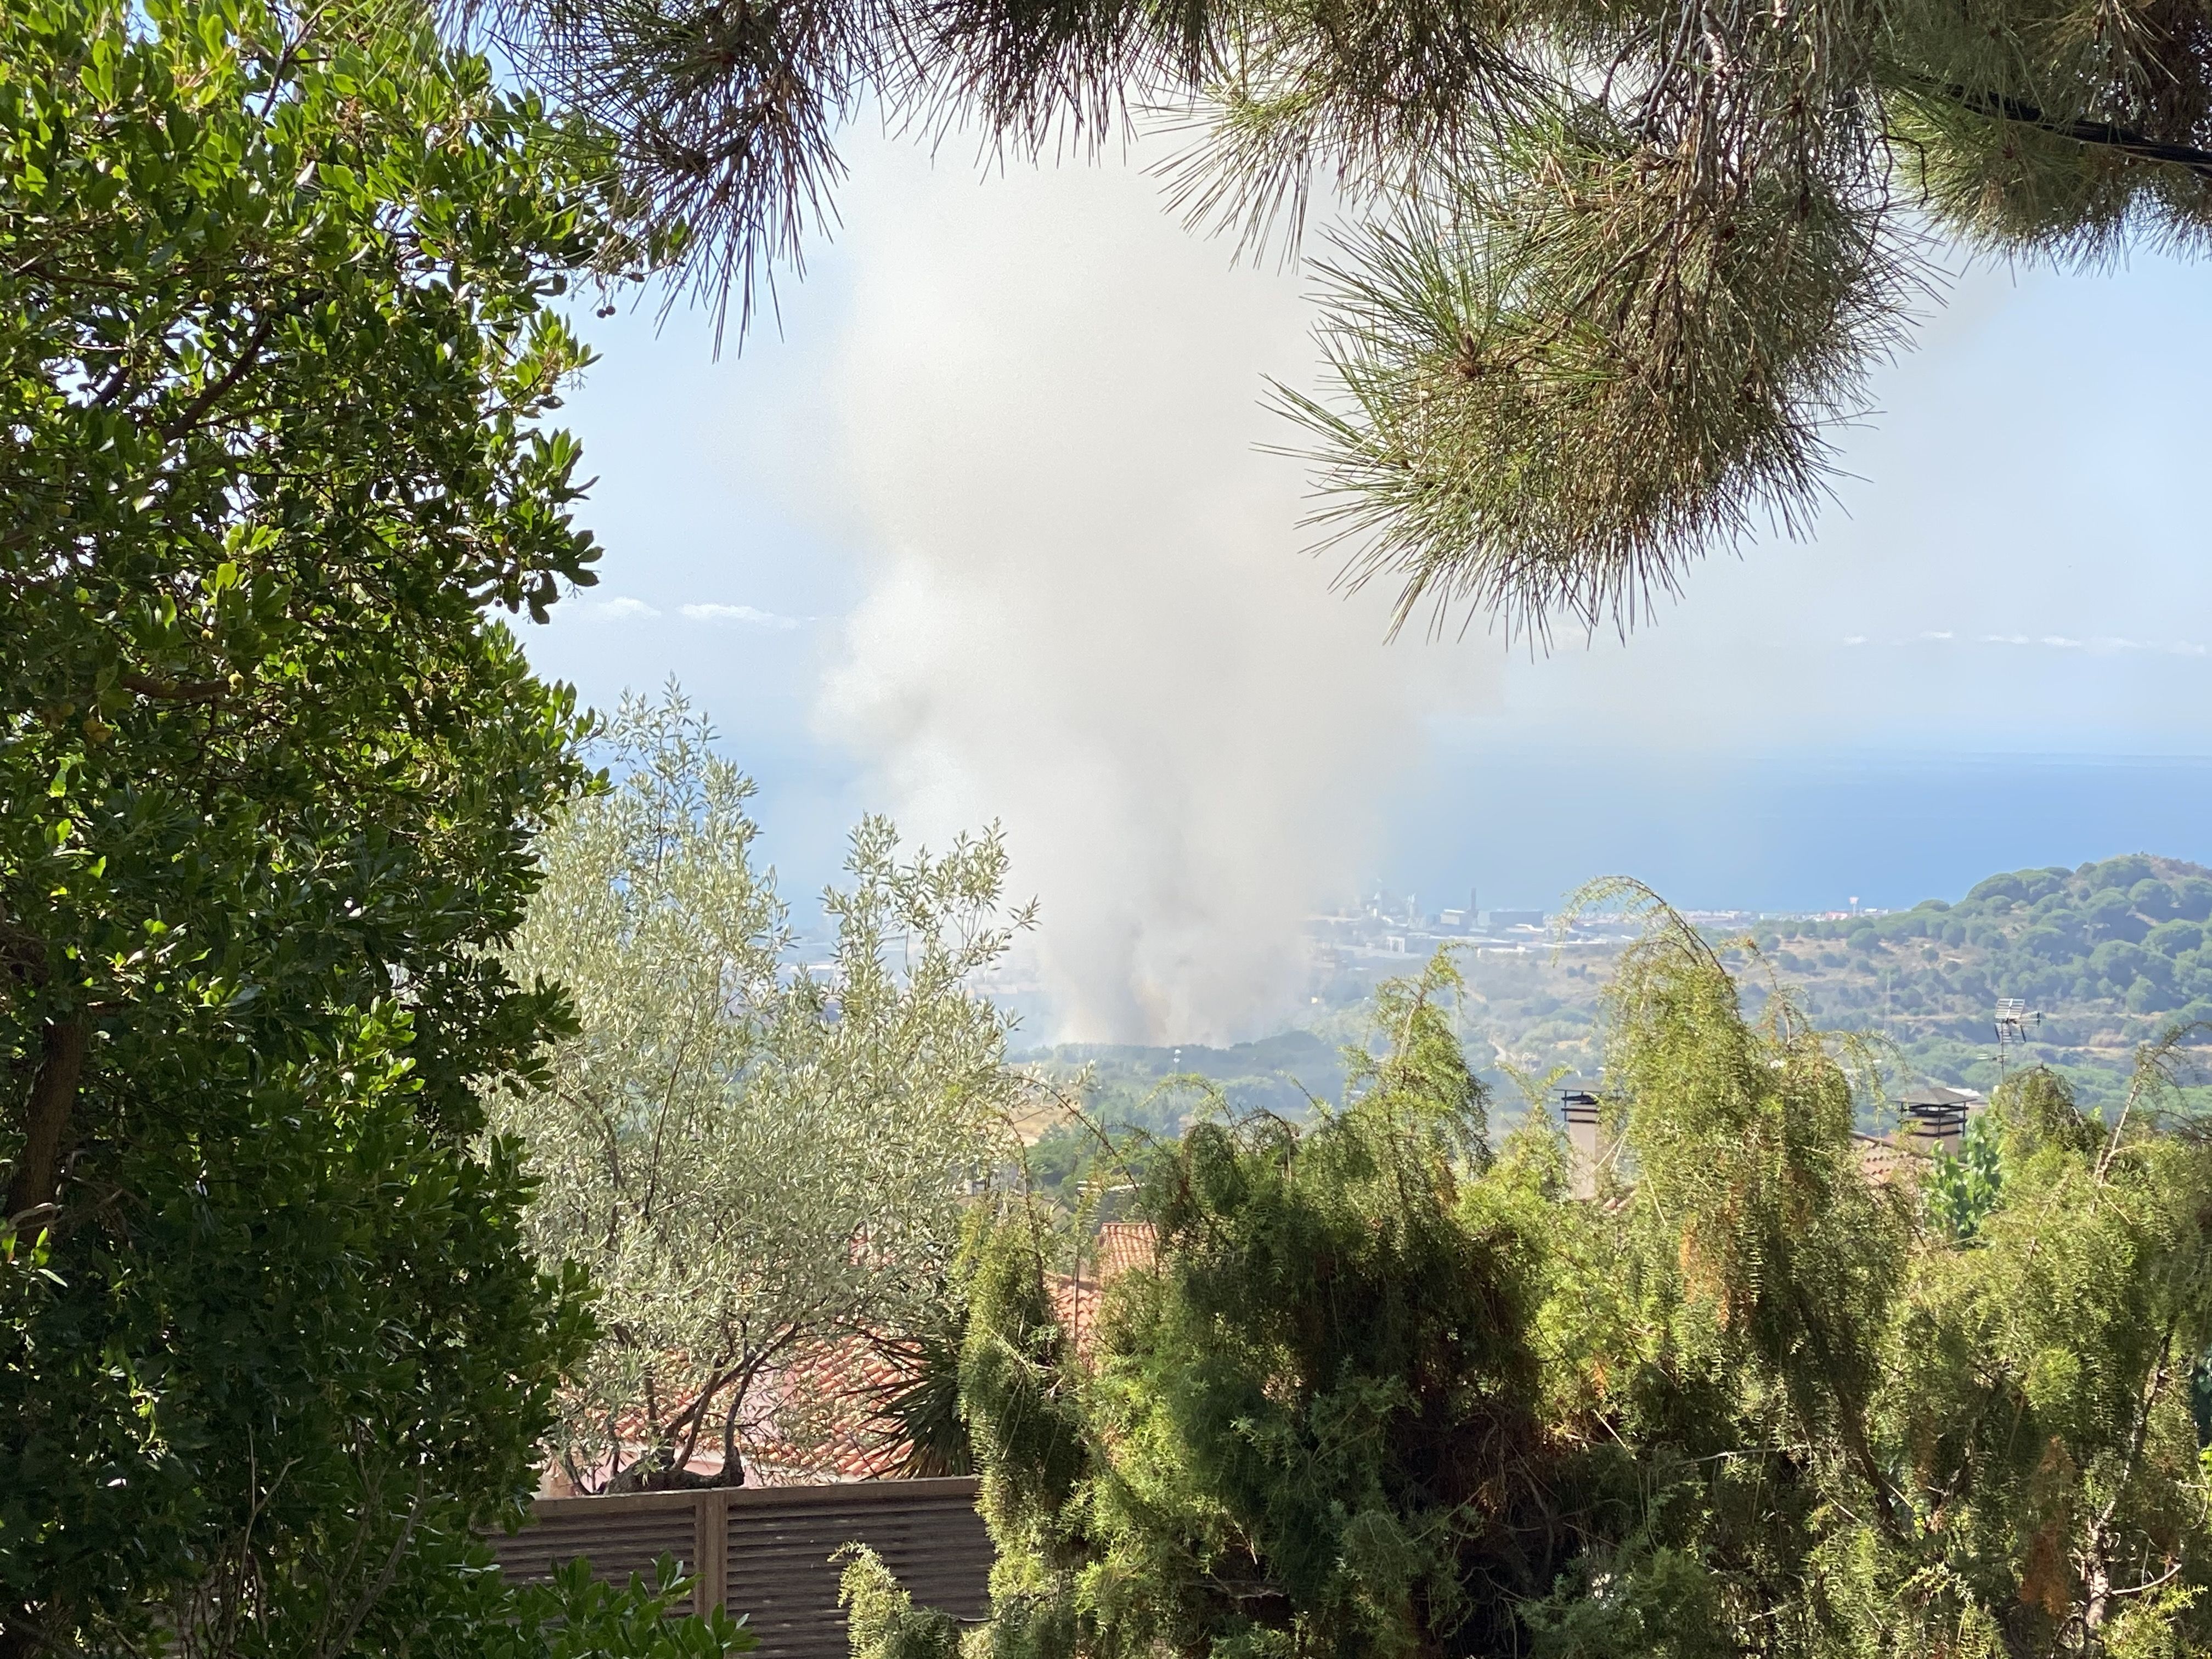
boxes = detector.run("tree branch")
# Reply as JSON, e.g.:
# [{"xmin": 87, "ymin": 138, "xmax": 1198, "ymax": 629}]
[
  {"xmin": 713, "ymin": 1334, "xmax": 802, "ymax": 1482},
  {"xmin": 317, "ymin": 1474, "xmax": 429, "ymax": 1659},
  {"xmin": 1926, "ymin": 81, "xmax": 2212, "ymax": 179},
  {"xmin": 159, "ymin": 310, "xmax": 279, "ymax": 442},
  {"xmin": 7, "ymin": 1016, "xmax": 90, "ymax": 1221},
  {"xmin": 119, "ymin": 671, "xmax": 232, "ymax": 703}
]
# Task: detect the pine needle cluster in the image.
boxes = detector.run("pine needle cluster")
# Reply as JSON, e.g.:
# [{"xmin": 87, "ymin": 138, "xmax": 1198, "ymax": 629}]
[{"xmin": 470, "ymin": 0, "xmax": 2212, "ymax": 631}]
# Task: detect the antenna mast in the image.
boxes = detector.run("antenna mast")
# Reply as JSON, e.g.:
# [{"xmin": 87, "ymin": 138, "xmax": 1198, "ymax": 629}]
[{"xmin": 1994, "ymin": 998, "xmax": 2041, "ymax": 1081}]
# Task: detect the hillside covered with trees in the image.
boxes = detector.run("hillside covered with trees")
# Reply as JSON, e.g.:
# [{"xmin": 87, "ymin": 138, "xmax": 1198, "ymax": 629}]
[
  {"xmin": 1423, "ymin": 853, "xmax": 2212, "ymax": 1111},
  {"xmin": 1754, "ymin": 854, "xmax": 2212, "ymax": 1106}
]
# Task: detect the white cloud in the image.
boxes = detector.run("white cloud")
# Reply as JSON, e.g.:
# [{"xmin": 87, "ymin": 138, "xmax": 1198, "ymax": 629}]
[
  {"xmin": 568, "ymin": 595, "xmax": 661, "ymax": 624},
  {"xmin": 1884, "ymin": 630, "xmax": 2211, "ymax": 656},
  {"xmin": 2081, "ymin": 635, "xmax": 2210, "ymax": 657},
  {"xmin": 681, "ymin": 602, "xmax": 803, "ymax": 630}
]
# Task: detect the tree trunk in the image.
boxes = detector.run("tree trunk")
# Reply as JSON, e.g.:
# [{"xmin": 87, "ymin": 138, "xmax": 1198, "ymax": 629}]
[
  {"xmin": 7, "ymin": 1017, "xmax": 88, "ymax": 1222},
  {"xmin": 717, "ymin": 1381, "xmax": 749, "ymax": 1487}
]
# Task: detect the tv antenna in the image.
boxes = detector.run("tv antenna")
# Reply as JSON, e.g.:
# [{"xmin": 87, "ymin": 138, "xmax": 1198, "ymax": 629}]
[{"xmin": 1994, "ymin": 998, "xmax": 2041, "ymax": 1080}]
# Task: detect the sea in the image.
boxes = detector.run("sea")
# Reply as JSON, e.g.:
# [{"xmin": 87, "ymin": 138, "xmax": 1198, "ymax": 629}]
[{"xmin": 1383, "ymin": 748, "xmax": 2212, "ymax": 916}]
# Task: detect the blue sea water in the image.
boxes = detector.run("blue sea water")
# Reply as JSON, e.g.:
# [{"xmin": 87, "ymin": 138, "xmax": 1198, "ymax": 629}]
[{"xmin": 1382, "ymin": 749, "xmax": 2212, "ymax": 916}]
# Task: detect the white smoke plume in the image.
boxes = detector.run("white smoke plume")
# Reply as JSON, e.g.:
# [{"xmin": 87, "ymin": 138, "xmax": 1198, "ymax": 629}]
[{"xmin": 814, "ymin": 137, "xmax": 1497, "ymax": 1042}]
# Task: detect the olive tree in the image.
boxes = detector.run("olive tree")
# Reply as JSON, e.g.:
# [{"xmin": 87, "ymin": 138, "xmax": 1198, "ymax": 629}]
[{"xmin": 492, "ymin": 690, "xmax": 1032, "ymax": 1491}]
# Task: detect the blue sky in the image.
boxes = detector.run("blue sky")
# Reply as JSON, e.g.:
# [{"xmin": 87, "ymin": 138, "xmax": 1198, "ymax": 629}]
[{"xmin": 518, "ymin": 128, "xmax": 2212, "ymax": 1036}]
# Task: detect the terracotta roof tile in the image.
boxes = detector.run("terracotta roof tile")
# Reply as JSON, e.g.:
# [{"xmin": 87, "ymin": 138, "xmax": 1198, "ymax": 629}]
[
  {"xmin": 1852, "ymin": 1131, "xmax": 1929, "ymax": 1187},
  {"xmin": 557, "ymin": 1334, "xmax": 924, "ymax": 1491},
  {"xmin": 1094, "ymin": 1222, "xmax": 1157, "ymax": 1282}
]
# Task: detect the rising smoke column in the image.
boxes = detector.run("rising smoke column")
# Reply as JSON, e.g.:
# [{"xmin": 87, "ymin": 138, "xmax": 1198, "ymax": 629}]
[{"xmin": 815, "ymin": 137, "xmax": 1496, "ymax": 1042}]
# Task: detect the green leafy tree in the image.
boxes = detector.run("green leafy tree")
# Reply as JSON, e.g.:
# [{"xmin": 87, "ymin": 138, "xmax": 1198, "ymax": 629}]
[
  {"xmin": 477, "ymin": 1559, "xmax": 755, "ymax": 1659},
  {"xmin": 860, "ymin": 918, "xmax": 2212, "ymax": 1659},
  {"xmin": 1927, "ymin": 1110, "xmax": 2005, "ymax": 1239},
  {"xmin": 0, "ymin": 1, "xmax": 727, "ymax": 1651},
  {"xmin": 477, "ymin": 0, "xmax": 2212, "ymax": 633},
  {"xmin": 490, "ymin": 689, "xmax": 1033, "ymax": 1491}
]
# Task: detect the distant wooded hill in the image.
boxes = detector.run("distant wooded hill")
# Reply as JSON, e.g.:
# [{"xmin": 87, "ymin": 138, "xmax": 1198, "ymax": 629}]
[
  {"xmin": 1752, "ymin": 853, "xmax": 2212, "ymax": 1106},
  {"xmin": 1012, "ymin": 1031, "xmax": 1348, "ymax": 1200}
]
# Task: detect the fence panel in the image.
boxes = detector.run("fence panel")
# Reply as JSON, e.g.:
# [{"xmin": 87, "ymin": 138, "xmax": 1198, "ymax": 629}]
[
  {"xmin": 488, "ymin": 1491, "xmax": 704, "ymax": 1599},
  {"xmin": 487, "ymin": 1478, "xmax": 994, "ymax": 1659},
  {"xmin": 721, "ymin": 1479, "xmax": 992, "ymax": 1659}
]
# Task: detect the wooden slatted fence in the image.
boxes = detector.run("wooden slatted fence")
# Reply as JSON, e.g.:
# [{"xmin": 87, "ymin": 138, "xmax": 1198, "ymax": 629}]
[{"xmin": 488, "ymin": 1479, "xmax": 994, "ymax": 1659}]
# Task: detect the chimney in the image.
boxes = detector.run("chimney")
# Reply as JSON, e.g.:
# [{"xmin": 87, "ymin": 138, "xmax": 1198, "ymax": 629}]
[
  {"xmin": 1561, "ymin": 1090, "xmax": 1606, "ymax": 1200},
  {"xmin": 1898, "ymin": 1087, "xmax": 1979, "ymax": 1158}
]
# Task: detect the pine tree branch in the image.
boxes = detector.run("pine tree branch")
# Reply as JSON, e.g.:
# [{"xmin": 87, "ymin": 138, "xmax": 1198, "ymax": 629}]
[{"xmin": 1925, "ymin": 81, "xmax": 2212, "ymax": 179}]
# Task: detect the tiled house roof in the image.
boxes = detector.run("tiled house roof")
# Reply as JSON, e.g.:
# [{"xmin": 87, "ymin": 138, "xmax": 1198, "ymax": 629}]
[
  {"xmin": 1852, "ymin": 1131, "xmax": 1923, "ymax": 1187},
  {"xmin": 544, "ymin": 1335, "xmax": 922, "ymax": 1495},
  {"xmin": 1052, "ymin": 1222, "xmax": 1157, "ymax": 1352},
  {"xmin": 551, "ymin": 1224, "xmax": 1165, "ymax": 1495}
]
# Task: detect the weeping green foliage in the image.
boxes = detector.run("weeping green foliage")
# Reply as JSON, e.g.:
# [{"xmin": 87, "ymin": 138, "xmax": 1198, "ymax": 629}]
[
  {"xmin": 861, "ymin": 913, "xmax": 2212, "ymax": 1659},
  {"xmin": 840, "ymin": 1548, "xmax": 964, "ymax": 1659},
  {"xmin": 956, "ymin": 952, "xmax": 1584, "ymax": 1659},
  {"xmin": 1874, "ymin": 1060, "xmax": 2212, "ymax": 1656},
  {"xmin": 1605, "ymin": 890, "xmax": 1910, "ymax": 1463},
  {"xmin": 960, "ymin": 1212, "xmax": 1091, "ymax": 1556},
  {"xmin": 1092, "ymin": 970, "xmax": 1556, "ymax": 1659}
]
